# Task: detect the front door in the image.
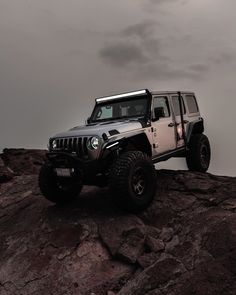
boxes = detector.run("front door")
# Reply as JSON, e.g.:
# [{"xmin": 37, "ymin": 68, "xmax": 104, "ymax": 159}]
[{"xmin": 152, "ymin": 96, "xmax": 176, "ymax": 156}]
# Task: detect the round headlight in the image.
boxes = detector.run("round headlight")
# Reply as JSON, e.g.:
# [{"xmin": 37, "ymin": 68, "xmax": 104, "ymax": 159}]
[
  {"xmin": 52, "ymin": 140, "xmax": 57, "ymax": 149},
  {"xmin": 90, "ymin": 137, "xmax": 99, "ymax": 150}
]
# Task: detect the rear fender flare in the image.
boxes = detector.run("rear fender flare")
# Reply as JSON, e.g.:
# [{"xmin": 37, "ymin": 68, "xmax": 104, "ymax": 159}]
[{"xmin": 186, "ymin": 119, "xmax": 204, "ymax": 144}]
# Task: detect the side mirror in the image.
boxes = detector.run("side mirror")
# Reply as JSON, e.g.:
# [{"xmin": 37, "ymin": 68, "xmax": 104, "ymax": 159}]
[{"xmin": 153, "ymin": 107, "xmax": 165, "ymax": 121}]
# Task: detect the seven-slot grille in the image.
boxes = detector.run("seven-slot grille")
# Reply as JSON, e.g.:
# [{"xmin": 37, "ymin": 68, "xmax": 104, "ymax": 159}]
[{"xmin": 54, "ymin": 137, "xmax": 88, "ymax": 157}]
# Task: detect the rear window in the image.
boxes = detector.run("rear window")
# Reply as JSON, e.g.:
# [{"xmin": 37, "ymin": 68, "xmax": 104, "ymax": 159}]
[
  {"xmin": 185, "ymin": 95, "xmax": 199, "ymax": 113},
  {"xmin": 172, "ymin": 96, "xmax": 186, "ymax": 116}
]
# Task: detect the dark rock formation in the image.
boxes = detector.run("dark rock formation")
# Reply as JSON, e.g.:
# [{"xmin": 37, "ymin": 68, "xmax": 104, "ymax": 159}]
[
  {"xmin": 0, "ymin": 149, "xmax": 236, "ymax": 295},
  {"xmin": 0, "ymin": 157, "xmax": 14, "ymax": 183},
  {"xmin": 0, "ymin": 148, "xmax": 46, "ymax": 175}
]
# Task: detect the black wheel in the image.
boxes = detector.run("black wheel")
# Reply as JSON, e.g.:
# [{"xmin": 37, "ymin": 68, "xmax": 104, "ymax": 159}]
[
  {"xmin": 38, "ymin": 163, "xmax": 83, "ymax": 203},
  {"xmin": 186, "ymin": 134, "xmax": 211, "ymax": 172},
  {"xmin": 109, "ymin": 151, "xmax": 156, "ymax": 212}
]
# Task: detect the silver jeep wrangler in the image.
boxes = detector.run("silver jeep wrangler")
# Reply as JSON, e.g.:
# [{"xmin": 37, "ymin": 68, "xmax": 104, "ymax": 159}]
[{"xmin": 39, "ymin": 89, "xmax": 211, "ymax": 211}]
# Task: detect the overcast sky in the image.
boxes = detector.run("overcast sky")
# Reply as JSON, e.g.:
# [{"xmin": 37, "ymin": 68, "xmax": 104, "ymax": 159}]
[{"xmin": 0, "ymin": 0, "xmax": 236, "ymax": 176}]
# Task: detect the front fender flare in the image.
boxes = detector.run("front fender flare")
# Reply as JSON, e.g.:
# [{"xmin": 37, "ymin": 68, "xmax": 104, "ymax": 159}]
[{"xmin": 102, "ymin": 130, "xmax": 152, "ymax": 156}]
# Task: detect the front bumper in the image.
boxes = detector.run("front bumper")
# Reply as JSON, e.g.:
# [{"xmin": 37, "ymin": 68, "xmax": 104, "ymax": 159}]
[{"xmin": 46, "ymin": 151, "xmax": 100, "ymax": 179}]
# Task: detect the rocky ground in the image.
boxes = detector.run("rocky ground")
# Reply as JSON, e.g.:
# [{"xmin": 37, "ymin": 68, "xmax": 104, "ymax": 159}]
[{"xmin": 0, "ymin": 149, "xmax": 236, "ymax": 295}]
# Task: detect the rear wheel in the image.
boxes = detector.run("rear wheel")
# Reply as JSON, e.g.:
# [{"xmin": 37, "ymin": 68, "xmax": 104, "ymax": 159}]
[
  {"xmin": 39, "ymin": 163, "xmax": 83, "ymax": 203},
  {"xmin": 109, "ymin": 151, "xmax": 156, "ymax": 212},
  {"xmin": 186, "ymin": 134, "xmax": 211, "ymax": 172}
]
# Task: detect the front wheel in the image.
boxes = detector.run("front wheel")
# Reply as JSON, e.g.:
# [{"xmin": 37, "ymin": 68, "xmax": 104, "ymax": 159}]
[
  {"xmin": 39, "ymin": 163, "xmax": 83, "ymax": 203},
  {"xmin": 109, "ymin": 151, "xmax": 156, "ymax": 212},
  {"xmin": 186, "ymin": 134, "xmax": 211, "ymax": 172}
]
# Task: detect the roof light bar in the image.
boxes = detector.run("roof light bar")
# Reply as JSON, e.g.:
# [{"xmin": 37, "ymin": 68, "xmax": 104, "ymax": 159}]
[{"xmin": 96, "ymin": 89, "xmax": 148, "ymax": 103}]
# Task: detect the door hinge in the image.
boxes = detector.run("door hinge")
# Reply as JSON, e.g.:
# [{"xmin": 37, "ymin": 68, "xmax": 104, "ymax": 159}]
[{"xmin": 151, "ymin": 127, "xmax": 157, "ymax": 132}]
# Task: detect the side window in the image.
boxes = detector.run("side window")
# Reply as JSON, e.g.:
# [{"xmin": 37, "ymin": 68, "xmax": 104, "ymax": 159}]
[
  {"xmin": 172, "ymin": 96, "xmax": 186, "ymax": 116},
  {"xmin": 153, "ymin": 96, "xmax": 170, "ymax": 118},
  {"xmin": 185, "ymin": 95, "xmax": 199, "ymax": 113}
]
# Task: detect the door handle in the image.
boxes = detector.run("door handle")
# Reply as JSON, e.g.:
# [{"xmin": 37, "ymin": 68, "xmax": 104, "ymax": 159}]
[
  {"xmin": 168, "ymin": 123, "xmax": 175, "ymax": 127},
  {"xmin": 183, "ymin": 120, "xmax": 189, "ymax": 124}
]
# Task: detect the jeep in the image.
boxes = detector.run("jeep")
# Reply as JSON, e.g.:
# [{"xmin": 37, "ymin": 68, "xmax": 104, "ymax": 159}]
[{"xmin": 39, "ymin": 89, "xmax": 211, "ymax": 211}]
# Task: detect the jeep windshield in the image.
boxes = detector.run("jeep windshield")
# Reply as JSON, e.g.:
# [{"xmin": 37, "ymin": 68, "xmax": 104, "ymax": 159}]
[{"xmin": 90, "ymin": 96, "xmax": 149, "ymax": 123}]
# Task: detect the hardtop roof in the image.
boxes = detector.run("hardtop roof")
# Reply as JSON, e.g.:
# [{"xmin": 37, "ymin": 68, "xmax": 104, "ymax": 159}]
[
  {"xmin": 151, "ymin": 90, "xmax": 195, "ymax": 95},
  {"xmin": 96, "ymin": 89, "xmax": 195, "ymax": 103}
]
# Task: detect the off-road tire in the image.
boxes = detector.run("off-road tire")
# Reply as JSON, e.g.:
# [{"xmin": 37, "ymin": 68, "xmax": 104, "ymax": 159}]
[
  {"xmin": 186, "ymin": 134, "xmax": 211, "ymax": 172},
  {"xmin": 109, "ymin": 151, "xmax": 156, "ymax": 212},
  {"xmin": 39, "ymin": 163, "xmax": 83, "ymax": 203}
]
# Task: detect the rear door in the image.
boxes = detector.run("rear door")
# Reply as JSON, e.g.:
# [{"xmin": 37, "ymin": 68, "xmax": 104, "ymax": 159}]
[
  {"xmin": 183, "ymin": 93, "xmax": 200, "ymax": 123},
  {"xmin": 170, "ymin": 95, "xmax": 188, "ymax": 148},
  {"xmin": 152, "ymin": 95, "xmax": 176, "ymax": 156}
]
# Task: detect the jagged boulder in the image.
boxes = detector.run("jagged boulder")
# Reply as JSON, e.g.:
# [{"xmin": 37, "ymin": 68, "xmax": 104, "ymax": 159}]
[
  {"xmin": 117, "ymin": 256, "xmax": 186, "ymax": 295},
  {"xmin": 98, "ymin": 215, "xmax": 146, "ymax": 263}
]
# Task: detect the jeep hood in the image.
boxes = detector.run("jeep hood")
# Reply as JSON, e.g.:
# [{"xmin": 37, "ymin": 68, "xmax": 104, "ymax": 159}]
[{"xmin": 52, "ymin": 120, "xmax": 144, "ymax": 139}]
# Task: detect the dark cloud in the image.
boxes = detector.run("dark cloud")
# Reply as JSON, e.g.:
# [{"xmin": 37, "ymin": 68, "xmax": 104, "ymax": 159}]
[
  {"xmin": 140, "ymin": 0, "xmax": 189, "ymax": 15},
  {"xmin": 99, "ymin": 21, "xmax": 210, "ymax": 81},
  {"xmin": 209, "ymin": 52, "xmax": 235, "ymax": 65},
  {"xmin": 148, "ymin": 0, "xmax": 176, "ymax": 3},
  {"xmin": 99, "ymin": 43, "xmax": 148, "ymax": 66},
  {"xmin": 188, "ymin": 64, "xmax": 209, "ymax": 75},
  {"xmin": 122, "ymin": 20, "xmax": 162, "ymax": 55},
  {"xmin": 146, "ymin": 0, "xmax": 187, "ymax": 5},
  {"xmin": 122, "ymin": 20, "xmax": 158, "ymax": 38},
  {"xmin": 99, "ymin": 21, "xmax": 161, "ymax": 68}
]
